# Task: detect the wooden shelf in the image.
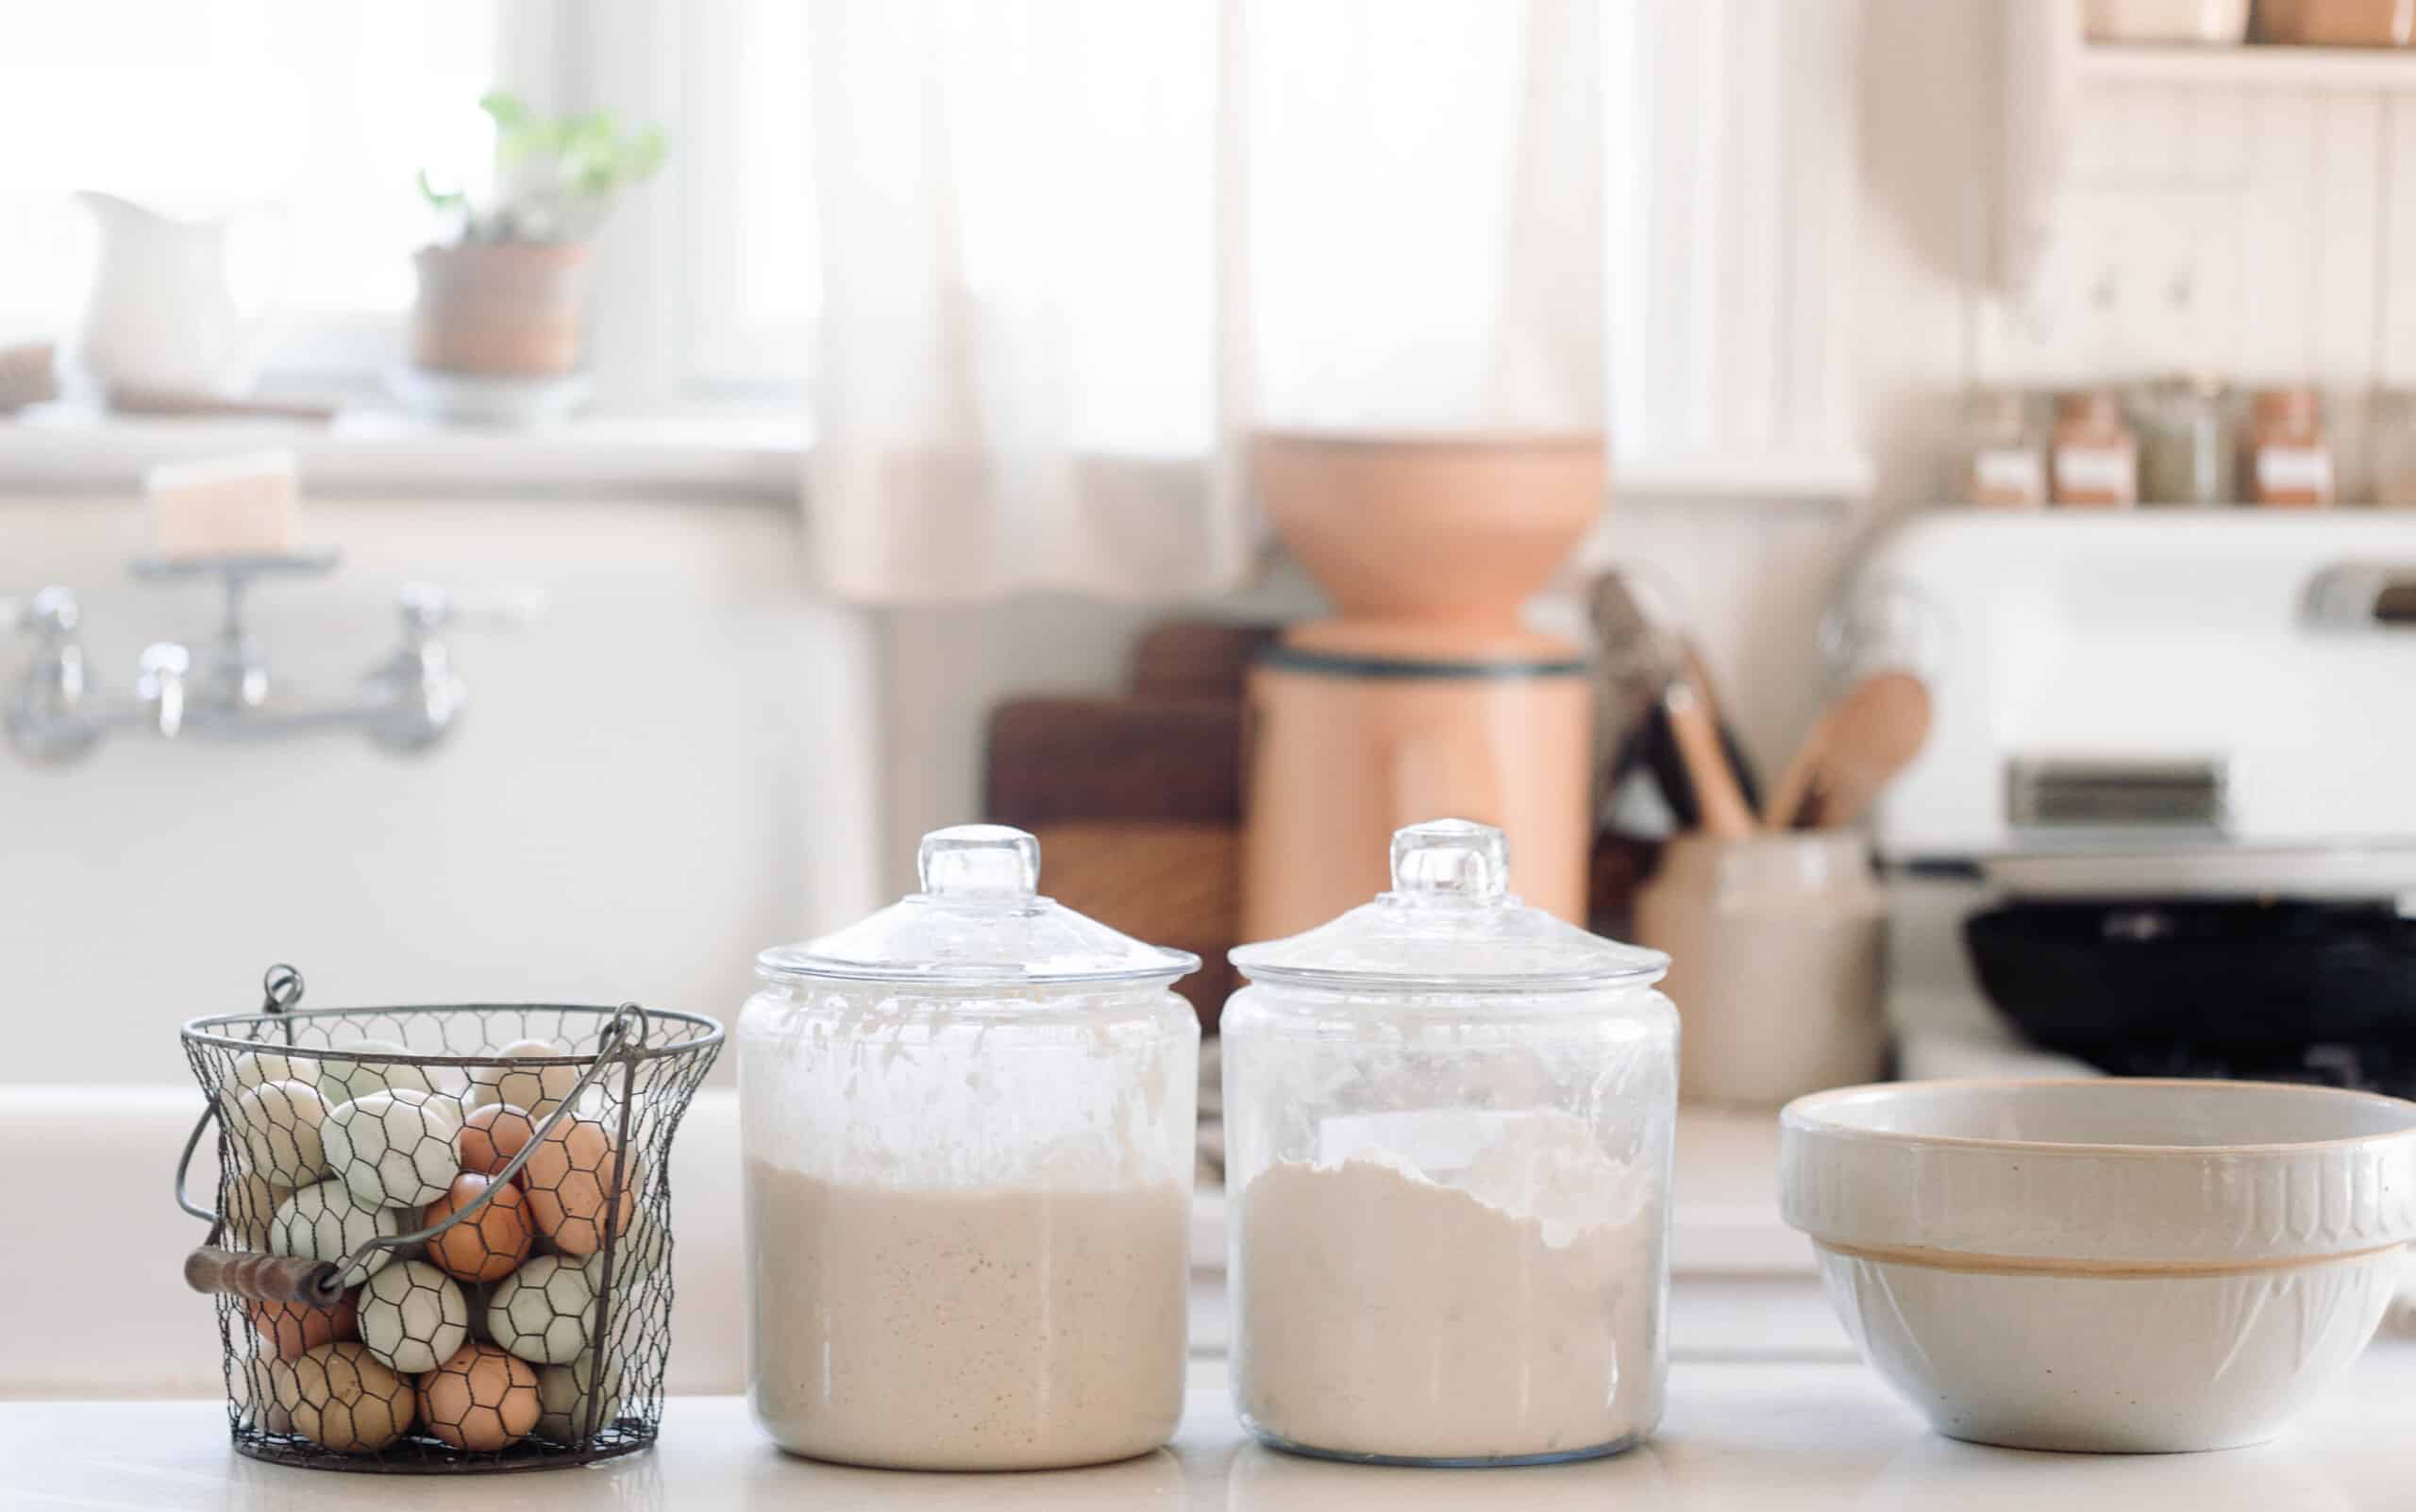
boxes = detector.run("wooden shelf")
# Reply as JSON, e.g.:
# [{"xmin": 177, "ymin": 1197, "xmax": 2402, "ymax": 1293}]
[{"xmin": 2081, "ymin": 42, "xmax": 2416, "ymax": 91}]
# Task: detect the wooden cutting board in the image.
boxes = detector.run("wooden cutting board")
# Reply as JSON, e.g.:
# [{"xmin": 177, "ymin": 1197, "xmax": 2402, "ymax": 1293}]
[
  {"xmin": 1027, "ymin": 820, "xmax": 1241, "ymax": 1030},
  {"xmin": 985, "ymin": 697, "xmax": 1245, "ymax": 827},
  {"xmin": 1129, "ymin": 621, "xmax": 1279, "ymax": 700}
]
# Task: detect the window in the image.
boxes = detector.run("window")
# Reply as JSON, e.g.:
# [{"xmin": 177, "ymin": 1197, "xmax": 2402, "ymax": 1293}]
[
  {"xmin": 684, "ymin": 2, "xmax": 818, "ymax": 393},
  {"xmin": 0, "ymin": 2, "xmax": 499, "ymax": 374},
  {"xmin": 0, "ymin": 1, "xmax": 816, "ymax": 403}
]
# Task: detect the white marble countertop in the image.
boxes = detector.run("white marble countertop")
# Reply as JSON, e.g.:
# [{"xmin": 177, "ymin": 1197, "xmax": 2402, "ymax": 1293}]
[{"xmin": 8, "ymin": 1345, "xmax": 2415, "ymax": 1512}]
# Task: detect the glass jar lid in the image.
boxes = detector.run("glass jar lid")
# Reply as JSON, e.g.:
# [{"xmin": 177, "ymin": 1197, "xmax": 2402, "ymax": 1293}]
[
  {"xmin": 757, "ymin": 824, "xmax": 1200, "ymax": 988},
  {"xmin": 1230, "ymin": 819, "xmax": 1668, "ymax": 994}
]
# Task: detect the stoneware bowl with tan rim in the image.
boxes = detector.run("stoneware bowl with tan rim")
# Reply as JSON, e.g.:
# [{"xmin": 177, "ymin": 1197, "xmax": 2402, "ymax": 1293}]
[{"xmin": 1779, "ymin": 1078, "xmax": 2416, "ymax": 1453}]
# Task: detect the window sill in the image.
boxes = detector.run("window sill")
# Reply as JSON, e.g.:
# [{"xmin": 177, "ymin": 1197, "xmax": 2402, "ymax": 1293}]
[
  {"xmin": 0, "ymin": 401, "xmax": 808, "ymax": 501},
  {"xmin": 0, "ymin": 404, "xmax": 1872, "ymax": 511}
]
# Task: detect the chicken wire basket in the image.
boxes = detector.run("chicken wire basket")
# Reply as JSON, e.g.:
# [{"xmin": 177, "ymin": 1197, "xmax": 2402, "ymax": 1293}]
[{"xmin": 174, "ymin": 964, "xmax": 722, "ymax": 1473}]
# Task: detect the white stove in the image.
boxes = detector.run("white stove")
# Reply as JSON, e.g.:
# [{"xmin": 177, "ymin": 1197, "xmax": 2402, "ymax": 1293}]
[{"xmin": 1850, "ymin": 511, "xmax": 2416, "ymax": 1088}]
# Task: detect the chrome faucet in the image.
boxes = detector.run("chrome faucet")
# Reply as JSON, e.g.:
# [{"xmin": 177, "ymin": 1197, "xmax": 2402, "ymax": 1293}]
[
  {"xmin": 2, "ymin": 552, "xmax": 536, "ymax": 764},
  {"xmin": 5, "ymin": 587, "xmax": 103, "ymax": 764}
]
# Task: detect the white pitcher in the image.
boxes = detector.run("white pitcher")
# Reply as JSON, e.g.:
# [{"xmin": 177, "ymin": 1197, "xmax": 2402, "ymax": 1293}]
[{"xmin": 75, "ymin": 192, "xmax": 290, "ymax": 396}]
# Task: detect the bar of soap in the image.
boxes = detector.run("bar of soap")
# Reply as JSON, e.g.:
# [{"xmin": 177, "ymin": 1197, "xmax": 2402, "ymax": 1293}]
[{"xmin": 145, "ymin": 448, "xmax": 298, "ymax": 559}]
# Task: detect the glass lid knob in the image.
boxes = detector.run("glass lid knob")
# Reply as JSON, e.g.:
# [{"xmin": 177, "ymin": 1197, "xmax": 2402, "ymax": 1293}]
[
  {"xmin": 917, "ymin": 823, "xmax": 1042, "ymax": 900},
  {"xmin": 1389, "ymin": 818, "xmax": 1508, "ymax": 902}
]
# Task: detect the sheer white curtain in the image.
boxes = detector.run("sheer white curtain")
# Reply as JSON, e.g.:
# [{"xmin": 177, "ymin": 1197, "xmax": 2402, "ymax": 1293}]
[{"xmin": 804, "ymin": 0, "xmax": 1603, "ymax": 605}]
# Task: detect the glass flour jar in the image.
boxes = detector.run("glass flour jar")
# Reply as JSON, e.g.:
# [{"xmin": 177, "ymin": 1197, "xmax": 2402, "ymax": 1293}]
[
  {"xmin": 1222, "ymin": 819, "xmax": 1677, "ymax": 1466},
  {"xmin": 738, "ymin": 824, "xmax": 1200, "ymax": 1470}
]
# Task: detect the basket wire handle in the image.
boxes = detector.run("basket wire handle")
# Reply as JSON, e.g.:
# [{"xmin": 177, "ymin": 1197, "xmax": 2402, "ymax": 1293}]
[
  {"xmin": 174, "ymin": 964, "xmax": 307, "ymax": 1229},
  {"xmin": 345, "ymin": 1002, "xmax": 652, "ymax": 1266},
  {"xmin": 181, "ymin": 988, "xmax": 654, "ymax": 1309},
  {"xmin": 581, "ymin": 1003, "xmax": 646, "ymax": 1444}
]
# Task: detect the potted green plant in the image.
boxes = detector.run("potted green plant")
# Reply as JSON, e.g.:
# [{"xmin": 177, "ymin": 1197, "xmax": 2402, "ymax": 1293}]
[{"xmin": 406, "ymin": 92, "xmax": 665, "ymax": 408}]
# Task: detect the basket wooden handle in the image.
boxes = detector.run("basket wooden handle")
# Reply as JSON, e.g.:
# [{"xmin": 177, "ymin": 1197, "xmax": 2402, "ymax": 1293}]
[{"xmin": 184, "ymin": 1247, "xmax": 344, "ymax": 1305}]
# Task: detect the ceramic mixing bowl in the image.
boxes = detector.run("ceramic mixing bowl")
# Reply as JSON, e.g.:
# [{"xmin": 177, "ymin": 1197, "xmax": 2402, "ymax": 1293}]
[{"xmin": 1779, "ymin": 1078, "xmax": 2416, "ymax": 1453}]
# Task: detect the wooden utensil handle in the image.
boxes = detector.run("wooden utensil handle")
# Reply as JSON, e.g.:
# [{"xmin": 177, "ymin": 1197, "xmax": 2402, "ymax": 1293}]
[
  {"xmin": 184, "ymin": 1247, "xmax": 344, "ymax": 1306},
  {"xmin": 1665, "ymin": 680, "xmax": 1757, "ymax": 840},
  {"xmin": 1763, "ymin": 715, "xmax": 1833, "ymax": 831}
]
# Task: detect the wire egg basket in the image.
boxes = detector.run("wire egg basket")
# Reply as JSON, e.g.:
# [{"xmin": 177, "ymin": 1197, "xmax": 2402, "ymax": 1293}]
[{"xmin": 175, "ymin": 964, "xmax": 722, "ymax": 1473}]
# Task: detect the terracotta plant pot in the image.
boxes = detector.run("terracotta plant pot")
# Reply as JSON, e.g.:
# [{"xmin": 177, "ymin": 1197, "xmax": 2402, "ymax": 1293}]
[
  {"xmin": 410, "ymin": 242, "xmax": 588, "ymax": 378},
  {"xmin": 1252, "ymin": 432, "xmax": 1606, "ymax": 634}
]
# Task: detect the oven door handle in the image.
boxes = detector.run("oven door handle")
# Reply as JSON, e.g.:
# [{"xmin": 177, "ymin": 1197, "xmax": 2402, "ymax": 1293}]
[{"xmin": 2303, "ymin": 563, "xmax": 2416, "ymax": 630}]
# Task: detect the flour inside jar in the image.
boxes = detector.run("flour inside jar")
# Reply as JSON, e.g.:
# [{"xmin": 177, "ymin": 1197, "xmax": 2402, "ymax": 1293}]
[
  {"xmin": 745, "ymin": 1159, "xmax": 1189, "ymax": 1470},
  {"xmin": 1234, "ymin": 1109, "xmax": 1665, "ymax": 1463}
]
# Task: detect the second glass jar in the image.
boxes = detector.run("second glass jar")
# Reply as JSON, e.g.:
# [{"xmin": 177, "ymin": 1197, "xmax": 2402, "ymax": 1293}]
[{"xmin": 1221, "ymin": 819, "xmax": 1678, "ymax": 1466}]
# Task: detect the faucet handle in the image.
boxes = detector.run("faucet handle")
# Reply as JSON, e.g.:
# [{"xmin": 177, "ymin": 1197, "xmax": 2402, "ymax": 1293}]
[
  {"xmin": 16, "ymin": 586, "xmax": 79, "ymax": 637},
  {"xmin": 397, "ymin": 582, "xmax": 544, "ymax": 635},
  {"xmin": 136, "ymin": 642, "xmax": 191, "ymax": 738}
]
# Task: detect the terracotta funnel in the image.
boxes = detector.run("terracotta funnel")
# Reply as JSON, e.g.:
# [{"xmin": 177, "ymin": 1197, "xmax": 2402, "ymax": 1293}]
[{"xmin": 1252, "ymin": 432, "xmax": 1606, "ymax": 633}]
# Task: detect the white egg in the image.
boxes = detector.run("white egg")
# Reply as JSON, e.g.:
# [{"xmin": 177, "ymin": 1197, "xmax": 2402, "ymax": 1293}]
[
  {"xmin": 225, "ymin": 1080, "xmax": 332, "ymax": 1185},
  {"xmin": 357, "ymin": 1260, "xmax": 470, "ymax": 1374},
  {"xmin": 270, "ymin": 1178, "xmax": 404, "ymax": 1286},
  {"xmin": 221, "ymin": 1171, "xmax": 294, "ymax": 1252},
  {"xmin": 319, "ymin": 1037, "xmax": 470, "ymax": 1106},
  {"xmin": 324, "ymin": 1088, "xmax": 464, "ymax": 1209},
  {"xmin": 535, "ymin": 1350, "xmax": 626, "ymax": 1441},
  {"xmin": 475, "ymin": 1039, "xmax": 581, "ymax": 1118},
  {"xmin": 595, "ymin": 1198, "xmax": 668, "ymax": 1285},
  {"xmin": 229, "ymin": 1050, "xmax": 313, "ymax": 1091},
  {"xmin": 487, "ymin": 1253, "xmax": 596, "ymax": 1366}
]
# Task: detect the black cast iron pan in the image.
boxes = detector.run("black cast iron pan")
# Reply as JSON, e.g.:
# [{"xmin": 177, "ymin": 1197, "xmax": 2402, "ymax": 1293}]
[{"xmin": 1965, "ymin": 898, "xmax": 2416, "ymax": 1059}]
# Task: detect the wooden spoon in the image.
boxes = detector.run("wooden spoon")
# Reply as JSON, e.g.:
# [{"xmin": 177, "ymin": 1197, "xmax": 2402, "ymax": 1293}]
[
  {"xmin": 1765, "ymin": 671, "xmax": 1933, "ymax": 830},
  {"xmin": 1591, "ymin": 571, "xmax": 1758, "ymax": 838},
  {"xmin": 1665, "ymin": 671, "xmax": 1758, "ymax": 840}
]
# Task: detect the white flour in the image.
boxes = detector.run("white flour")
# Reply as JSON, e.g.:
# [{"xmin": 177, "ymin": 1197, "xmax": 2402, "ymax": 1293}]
[
  {"xmin": 1235, "ymin": 1115, "xmax": 1665, "ymax": 1462},
  {"xmin": 745, "ymin": 1160, "xmax": 1189, "ymax": 1470}
]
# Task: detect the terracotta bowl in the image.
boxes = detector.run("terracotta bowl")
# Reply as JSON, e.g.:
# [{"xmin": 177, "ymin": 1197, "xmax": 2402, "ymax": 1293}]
[
  {"xmin": 1252, "ymin": 433, "xmax": 1603, "ymax": 630},
  {"xmin": 1780, "ymin": 1078, "xmax": 2416, "ymax": 1453}
]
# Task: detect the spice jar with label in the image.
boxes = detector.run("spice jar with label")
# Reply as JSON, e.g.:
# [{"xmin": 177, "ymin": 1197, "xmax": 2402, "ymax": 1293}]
[
  {"xmin": 2243, "ymin": 387, "xmax": 2334, "ymax": 508},
  {"xmin": 2050, "ymin": 390, "xmax": 2139, "ymax": 507},
  {"xmin": 2086, "ymin": 0, "xmax": 2251, "ymax": 42},
  {"xmin": 737, "ymin": 824, "xmax": 1200, "ymax": 1470},
  {"xmin": 1222, "ymin": 818, "xmax": 1677, "ymax": 1466},
  {"xmin": 2134, "ymin": 375, "xmax": 2233, "ymax": 506},
  {"xmin": 2373, "ymin": 391, "xmax": 2416, "ymax": 509},
  {"xmin": 1960, "ymin": 390, "xmax": 2045, "ymax": 508},
  {"xmin": 2257, "ymin": 0, "xmax": 2416, "ymax": 45}
]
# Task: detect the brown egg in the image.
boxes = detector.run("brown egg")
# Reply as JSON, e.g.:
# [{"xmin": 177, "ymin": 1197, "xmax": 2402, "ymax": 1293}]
[
  {"xmin": 245, "ymin": 1355, "xmax": 300, "ymax": 1435},
  {"xmin": 460, "ymin": 1102, "xmax": 539, "ymax": 1180},
  {"xmin": 417, "ymin": 1340, "xmax": 541, "ymax": 1452},
  {"xmin": 289, "ymin": 1341, "xmax": 414, "ymax": 1453},
  {"xmin": 248, "ymin": 1289, "xmax": 360, "ymax": 1361},
  {"xmin": 521, "ymin": 1115, "xmax": 634, "ymax": 1256},
  {"xmin": 423, "ymin": 1173, "xmax": 535, "ymax": 1283}
]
